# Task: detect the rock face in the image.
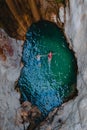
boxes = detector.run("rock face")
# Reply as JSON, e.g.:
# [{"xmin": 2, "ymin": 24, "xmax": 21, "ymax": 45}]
[
  {"xmin": 0, "ymin": 0, "xmax": 87, "ymax": 130},
  {"xmin": 0, "ymin": 29, "xmax": 23, "ymax": 130},
  {"xmin": 62, "ymin": 0, "xmax": 87, "ymax": 129},
  {"xmin": 0, "ymin": 0, "xmax": 64, "ymax": 40}
]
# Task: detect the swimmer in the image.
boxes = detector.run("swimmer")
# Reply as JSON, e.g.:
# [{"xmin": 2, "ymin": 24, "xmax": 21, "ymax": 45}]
[
  {"xmin": 36, "ymin": 53, "xmax": 47, "ymax": 67},
  {"xmin": 48, "ymin": 51, "xmax": 56, "ymax": 62},
  {"xmin": 48, "ymin": 51, "xmax": 53, "ymax": 63},
  {"xmin": 48, "ymin": 51, "xmax": 53, "ymax": 69},
  {"xmin": 36, "ymin": 54, "xmax": 41, "ymax": 67},
  {"xmin": 48, "ymin": 51, "xmax": 56, "ymax": 70}
]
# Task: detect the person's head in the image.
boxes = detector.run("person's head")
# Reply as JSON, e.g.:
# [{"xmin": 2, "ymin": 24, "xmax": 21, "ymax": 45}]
[
  {"xmin": 36, "ymin": 54, "xmax": 40, "ymax": 58},
  {"xmin": 49, "ymin": 50, "xmax": 53, "ymax": 54}
]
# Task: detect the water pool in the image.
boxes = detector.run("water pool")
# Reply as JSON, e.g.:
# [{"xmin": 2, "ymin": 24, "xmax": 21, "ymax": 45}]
[{"xmin": 17, "ymin": 20, "xmax": 77, "ymax": 118}]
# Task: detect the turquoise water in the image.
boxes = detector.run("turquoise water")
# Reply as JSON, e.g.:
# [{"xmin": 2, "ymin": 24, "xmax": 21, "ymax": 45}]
[{"xmin": 17, "ymin": 20, "xmax": 77, "ymax": 118}]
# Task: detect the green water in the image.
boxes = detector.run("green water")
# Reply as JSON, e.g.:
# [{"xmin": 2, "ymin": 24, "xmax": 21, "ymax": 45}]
[{"xmin": 17, "ymin": 20, "xmax": 77, "ymax": 117}]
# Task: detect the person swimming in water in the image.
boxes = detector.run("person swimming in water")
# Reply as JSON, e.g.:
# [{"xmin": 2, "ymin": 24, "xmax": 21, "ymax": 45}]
[
  {"xmin": 48, "ymin": 51, "xmax": 53, "ymax": 62},
  {"xmin": 36, "ymin": 53, "xmax": 47, "ymax": 67},
  {"xmin": 36, "ymin": 52, "xmax": 56, "ymax": 68},
  {"xmin": 48, "ymin": 51, "xmax": 53, "ymax": 70},
  {"xmin": 48, "ymin": 51, "xmax": 56, "ymax": 70},
  {"xmin": 36, "ymin": 54, "xmax": 41, "ymax": 67}
]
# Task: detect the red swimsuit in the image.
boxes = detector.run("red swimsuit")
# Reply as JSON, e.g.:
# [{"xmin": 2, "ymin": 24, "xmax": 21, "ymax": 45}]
[{"xmin": 48, "ymin": 52, "xmax": 52, "ymax": 60}]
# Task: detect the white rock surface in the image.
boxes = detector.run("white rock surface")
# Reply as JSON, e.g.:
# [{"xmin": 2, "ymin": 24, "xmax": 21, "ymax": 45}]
[
  {"xmin": 59, "ymin": 6, "xmax": 64, "ymax": 23},
  {"xmin": 0, "ymin": 29, "xmax": 24, "ymax": 130},
  {"xmin": 0, "ymin": 0, "xmax": 87, "ymax": 130},
  {"xmin": 61, "ymin": 1, "xmax": 87, "ymax": 129}
]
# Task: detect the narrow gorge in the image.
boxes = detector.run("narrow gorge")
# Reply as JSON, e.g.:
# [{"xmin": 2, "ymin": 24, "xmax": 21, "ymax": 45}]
[{"xmin": 0, "ymin": 0, "xmax": 87, "ymax": 130}]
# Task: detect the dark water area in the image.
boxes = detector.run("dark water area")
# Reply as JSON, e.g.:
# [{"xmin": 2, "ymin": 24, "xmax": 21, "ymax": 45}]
[{"xmin": 17, "ymin": 20, "xmax": 77, "ymax": 118}]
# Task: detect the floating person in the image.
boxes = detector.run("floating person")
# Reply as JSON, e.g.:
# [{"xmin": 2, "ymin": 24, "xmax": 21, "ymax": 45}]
[
  {"xmin": 48, "ymin": 51, "xmax": 53, "ymax": 62},
  {"xmin": 48, "ymin": 51, "xmax": 53, "ymax": 70},
  {"xmin": 36, "ymin": 53, "xmax": 47, "ymax": 67},
  {"xmin": 36, "ymin": 54, "xmax": 41, "ymax": 67},
  {"xmin": 48, "ymin": 51, "xmax": 57, "ymax": 70}
]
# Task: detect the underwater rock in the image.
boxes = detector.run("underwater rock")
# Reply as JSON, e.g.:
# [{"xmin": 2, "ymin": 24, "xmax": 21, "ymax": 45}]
[{"xmin": 17, "ymin": 20, "xmax": 77, "ymax": 126}]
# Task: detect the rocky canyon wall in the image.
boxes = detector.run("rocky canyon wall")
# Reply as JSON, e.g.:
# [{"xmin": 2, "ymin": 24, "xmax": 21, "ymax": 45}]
[
  {"xmin": 0, "ymin": 0, "xmax": 64, "ymax": 40},
  {"xmin": 0, "ymin": 0, "xmax": 87, "ymax": 130}
]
